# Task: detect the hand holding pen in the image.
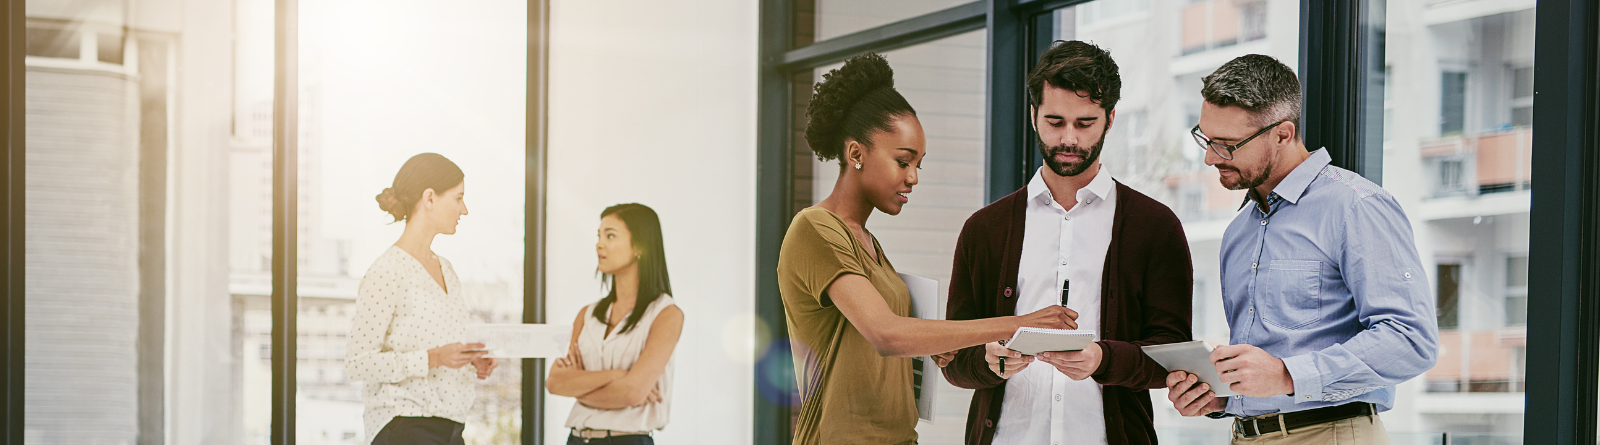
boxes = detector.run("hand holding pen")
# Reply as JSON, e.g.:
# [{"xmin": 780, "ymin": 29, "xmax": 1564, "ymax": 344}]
[{"xmin": 987, "ymin": 341, "xmax": 1031, "ymax": 378}]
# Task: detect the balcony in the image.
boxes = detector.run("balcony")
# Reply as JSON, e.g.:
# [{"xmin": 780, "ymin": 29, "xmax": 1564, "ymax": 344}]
[
  {"xmin": 1419, "ymin": 127, "xmax": 1532, "ymax": 199},
  {"xmin": 1426, "ymin": 328, "xmax": 1526, "ymax": 394},
  {"xmin": 1181, "ymin": 0, "xmax": 1266, "ymax": 55}
]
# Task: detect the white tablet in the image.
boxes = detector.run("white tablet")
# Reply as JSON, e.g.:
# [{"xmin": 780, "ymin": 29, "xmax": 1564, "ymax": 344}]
[{"xmin": 1141, "ymin": 340, "xmax": 1238, "ymax": 397}]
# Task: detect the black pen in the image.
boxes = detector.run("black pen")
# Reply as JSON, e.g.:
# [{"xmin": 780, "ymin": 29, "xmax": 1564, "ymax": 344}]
[
  {"xmin": 998, "ymin": 339, "xmax": 1006, "ymax": 375},
  {"xmin": 1061, "ymin": 279, "xmax": 1070, "ymax": 307}
]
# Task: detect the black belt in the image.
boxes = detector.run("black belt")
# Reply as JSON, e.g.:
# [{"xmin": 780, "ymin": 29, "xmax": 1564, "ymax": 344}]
[{"xmin": 1235, "ymin": 402, "xmax": 1377, "ymax": 438}]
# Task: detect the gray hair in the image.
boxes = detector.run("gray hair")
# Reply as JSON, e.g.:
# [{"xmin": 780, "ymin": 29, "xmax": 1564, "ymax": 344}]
[{"xmin": 1201, "ymin": 54, "xmax": 1302, "ymax": 137}]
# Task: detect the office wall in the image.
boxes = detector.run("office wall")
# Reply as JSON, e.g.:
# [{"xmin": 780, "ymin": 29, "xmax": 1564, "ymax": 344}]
[{"xmin": 546, "ymin": 0, "xmax": 758, "ymax": 443}]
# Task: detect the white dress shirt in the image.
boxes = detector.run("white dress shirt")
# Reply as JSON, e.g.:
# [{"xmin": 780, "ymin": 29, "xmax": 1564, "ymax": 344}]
[
  {"xmin": 346, "ymin": 246, "xmax": 477, "ymax": 444},
  {"xmin": 565, "ymin": 295, "xmax": 677, "ymax": 432},
  {"xmin": 992, "ymin": 167, "xmax": 1116, "ymax": 445}
]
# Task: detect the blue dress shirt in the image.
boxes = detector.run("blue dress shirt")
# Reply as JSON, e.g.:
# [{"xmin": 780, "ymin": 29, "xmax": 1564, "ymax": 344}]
[{"xmin": 1219, "ymin": 148, "xmax": 1439, "ymax": 417}]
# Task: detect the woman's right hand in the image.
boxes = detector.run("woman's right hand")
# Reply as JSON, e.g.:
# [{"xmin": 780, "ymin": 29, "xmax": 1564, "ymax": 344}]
[
  {"xmin": 1017, "ymin": 305, "xmax": 1078, "ymax": 330},
  {"xmin": 984, "ymin": 341, "xmax": 1033, "ymax": 378},
  {"xmin": 428, "ymin": 342, "xmax": 488, "ymax": 369}
]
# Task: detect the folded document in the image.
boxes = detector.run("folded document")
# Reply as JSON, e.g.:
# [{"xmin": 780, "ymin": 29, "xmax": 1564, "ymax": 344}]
[{"xmin": 463, "ymin": 323, "xmax": 572, "ymax": 359}]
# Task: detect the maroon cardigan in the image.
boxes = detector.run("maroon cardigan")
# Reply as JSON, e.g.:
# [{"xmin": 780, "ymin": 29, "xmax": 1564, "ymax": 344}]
[{"xmin": 940, "ymin": 181, "xmax": 1193, "ymax": 445}]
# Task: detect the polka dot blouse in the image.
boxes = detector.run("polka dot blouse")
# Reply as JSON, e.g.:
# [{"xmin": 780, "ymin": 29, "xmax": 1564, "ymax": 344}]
[{"xmin": 345, "ymin": 245, "xmax": 477, "ymax": 444}]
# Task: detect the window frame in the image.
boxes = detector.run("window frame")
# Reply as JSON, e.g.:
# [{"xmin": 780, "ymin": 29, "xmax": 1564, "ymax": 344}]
[{"xmin": 0, "ymin": 1, "xmax": 553, "ymax": 444}]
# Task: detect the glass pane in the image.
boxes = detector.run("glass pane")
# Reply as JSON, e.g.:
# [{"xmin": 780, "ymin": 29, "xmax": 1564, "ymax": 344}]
[
  {"xmin": 25, "ymin": 0, "xmax": 269, "ymax": 442},
  {"xmin": 296, "ymin": 1, "xmax": 527, "ymax": 444},
  {"xmin": 800, "ymin": 0, "xmax": 974, "ymax": 44},
  {"xmin": 1385, "ymin": 0, "xmax": 1533, "ymax": 442},
  {"xmin": 1052, "ymin": 0, "xmax": 1298, "ymax": 442},
  {"xmin": 797, "ymin": 30, "xmax": 986, "ymax": 444}
]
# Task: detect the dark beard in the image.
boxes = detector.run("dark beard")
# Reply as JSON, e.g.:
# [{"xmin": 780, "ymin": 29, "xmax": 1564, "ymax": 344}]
[
  {"xmin": 1221, "ymin": 149, "xmax": 1277, "ymax": 191},
  {"xmin": 1038, "ymin": 127, "xmax": 1107, "ymax": 177}
]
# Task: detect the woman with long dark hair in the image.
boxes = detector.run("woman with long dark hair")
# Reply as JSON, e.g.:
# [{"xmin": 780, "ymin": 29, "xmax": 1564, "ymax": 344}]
[
  {"xmin": 346, "ymin": 153, "xmax": 495, "ymax": 445},
  {"xmin": 547, "ymin": 203, "xmax": 683, "ymax": 445},
  {"xmin": 776, "ymin": 53, "xmax": 1076, "ymax": 444}
]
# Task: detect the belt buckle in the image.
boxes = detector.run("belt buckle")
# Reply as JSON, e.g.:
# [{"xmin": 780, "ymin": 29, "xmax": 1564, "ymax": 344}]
[{"xmin": 1238, "ymin": 416, "xmax": 1270, "ymax": 438}]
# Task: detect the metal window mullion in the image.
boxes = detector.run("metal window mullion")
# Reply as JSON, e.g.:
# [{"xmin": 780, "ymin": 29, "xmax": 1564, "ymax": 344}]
[
  {"xmin": 1, "ymin": 0, "xmax": 24, "ymax": 440},
  {"xmin": 776, "ymin": 1, "xmax": 985, "ymax": 71},
  {"xmin": 270, "ymin": 0, "xmax": 300, "ymax": 443},
  {"xmin": 755, "ymin": 0, "xmax": 796, "ymax": 443},
  {"xmin": 985, "ymin": 0, "xmax": 1031, "ymax": 203},
  {"xmin": 1525, "ymin": 1, "xmax": 1600, "ymax": 444},
  {"xmin": 1298, "ymin": 0, "xmax": 1382, "ymax": 182},
  {"xmin": 522, "ymin": 0, "xmax": 551, "ymax": 444}
]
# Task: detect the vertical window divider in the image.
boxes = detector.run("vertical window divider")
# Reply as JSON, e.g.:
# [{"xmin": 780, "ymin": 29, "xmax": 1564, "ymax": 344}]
[
  {"xmin": 1526, "ymin": 0, "xmax": 1600, "ymax": 443},
  {"xmin": 524, "ymin": 0, "xmax": 552, "ymax": 443},
  {"xmin": 1, "ymin": 0, "xmax": 23, "ymax": 441},
  {"xmin": 270, "ymin": 0, "xmax": 300, "ymax": 443},
  {"xmin": 1298, "ymin": 0, "xmax": 1383, "ymax": 182},
  {"xmin": 755, "ymin": 1, "xmax": 796, "ymax": 443},
  {"xmin": 984, "ymin": 0, "xmax": 1030, "ymax": 202}
]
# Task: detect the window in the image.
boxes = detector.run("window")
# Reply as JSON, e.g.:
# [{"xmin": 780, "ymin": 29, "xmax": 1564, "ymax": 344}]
[
  {"xmin": 296, "ymin": 1, "xmax": 528, "ymax": 443},
  {"xmin": 22, "ymin": 0, "xmax": 259, "ymax": 442},
  {"xmin": 1506, "ymin": 256, "xmax": 1528, "ymax": 326},
  {"xmin": 1180, "ymin": 0, "xmax": 1253, "ymax": 55},
  {"xmin": 1510, "ymin": 65, "xmax": 1534, "ymax": 128},
  {"xmin": 1239, "ymin": 0, "xmax": 1267, "ymax": 42},
  {"xmin": 18, "ymin": 0, "xmax": 535, "ymax": 443},
  {"xmin": 1441, "ymin": 71, "xmax": 1467, "ymax": 136},
  {"xmin": 1438, "ymin": 264, "xmax": 1460, "ymax": 329},
  {"xmin": 810, "ymin": 0, "xmax": 972, "ymax": 42},
  {"xmin": 1387, "ymin": 1, "xmax": 1534, "ymax": 441}
]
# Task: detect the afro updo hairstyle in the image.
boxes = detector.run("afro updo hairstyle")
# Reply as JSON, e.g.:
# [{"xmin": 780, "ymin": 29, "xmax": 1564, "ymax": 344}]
[{"xmin": 803, "ymin": 53, "xmax": 917, "ymax": 166}]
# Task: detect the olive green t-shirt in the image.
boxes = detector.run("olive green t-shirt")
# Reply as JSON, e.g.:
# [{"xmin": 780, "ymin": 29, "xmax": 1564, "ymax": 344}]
[{"xmin": 776, "ymin": 207, "xmax": 917, "ymax": 445}]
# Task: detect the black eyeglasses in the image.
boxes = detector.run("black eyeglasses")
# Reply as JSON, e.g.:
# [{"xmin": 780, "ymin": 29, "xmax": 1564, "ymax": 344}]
[{"xmin": 1191, "ymin": 121, "xmax": 1285, "ymax": 161}]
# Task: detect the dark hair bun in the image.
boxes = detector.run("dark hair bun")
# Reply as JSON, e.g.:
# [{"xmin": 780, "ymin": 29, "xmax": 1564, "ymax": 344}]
[{"xmin": 804, "ymin": 53, "xmax": 903, "ymax": 161}]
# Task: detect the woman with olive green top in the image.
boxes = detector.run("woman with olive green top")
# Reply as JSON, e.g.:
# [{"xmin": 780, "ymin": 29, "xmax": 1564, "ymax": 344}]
[{"xmin": 776, "ymin": 52, "xmax": 1077, "ymax": 445}]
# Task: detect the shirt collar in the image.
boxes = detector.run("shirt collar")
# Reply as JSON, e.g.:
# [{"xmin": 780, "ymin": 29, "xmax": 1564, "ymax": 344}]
[
  {"xmin": 1026, "ymin": 166, "xmax": 1116, "ymax": 207},
  {"xmin": 1272, "ymin": 148, "xmax": 1331, "ymax": 205}
]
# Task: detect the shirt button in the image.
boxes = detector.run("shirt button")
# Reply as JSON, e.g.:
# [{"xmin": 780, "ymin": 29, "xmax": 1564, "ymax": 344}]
[
  {"xmin": 1055, "ymin": 394, "xmax": 1062, "ymax": 401},
  {"xmin": 1060, "ymin": 259, "xmax": 1067, "ymax": 265},
  {"xmin": 1404, "ymin": 272, "xmax": 1412, "ymax": 279},
  {"xmin": 1251, "ymin": 262, "xmax": 1257, "ymax": 269},
  {"xmin": 1260, "ymin": 220, "xmax": 1268, "ymax": 226},
  {"xmin": 1249, "ymin": 307, "xmax": 1255, "ymax": 313}
]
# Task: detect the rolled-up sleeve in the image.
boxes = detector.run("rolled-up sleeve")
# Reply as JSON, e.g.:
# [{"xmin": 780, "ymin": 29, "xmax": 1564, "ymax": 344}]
[{"xmin": 1282, "ymin": 194, "xmax": 1439, "ymax": 403}]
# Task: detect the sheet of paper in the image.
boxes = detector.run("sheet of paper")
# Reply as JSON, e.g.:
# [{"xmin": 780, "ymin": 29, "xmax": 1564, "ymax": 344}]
[
  {"xmin": 1003, "ymin": 327, "xmax": 1097, "ymax": 355},
  {"xmin": 1140, "ymin": 340, "xmax": 1237, "ymax": 397},
  {"xmin": 898, "ymin": 272, "xmax": 941, "ymax": 423},
  {"xmin": 463, "ymin": 323, "xmax": 572, "ymax": 359}
]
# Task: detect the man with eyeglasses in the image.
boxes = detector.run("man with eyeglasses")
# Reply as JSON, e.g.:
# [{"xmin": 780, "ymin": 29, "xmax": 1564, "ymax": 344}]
[
  {"xmin": 1163, "ymin": 54, "xmax": 1438, "ymax": 444},
  {"xmin": 941, "ymin": 40, "xmax": 1194, "ymax": 445}
]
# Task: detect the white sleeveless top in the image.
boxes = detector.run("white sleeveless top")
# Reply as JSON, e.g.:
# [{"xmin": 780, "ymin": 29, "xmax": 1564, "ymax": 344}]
[{"xmin": 564, "ymin": 295, "xmax": 676, "ymax": 432}]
